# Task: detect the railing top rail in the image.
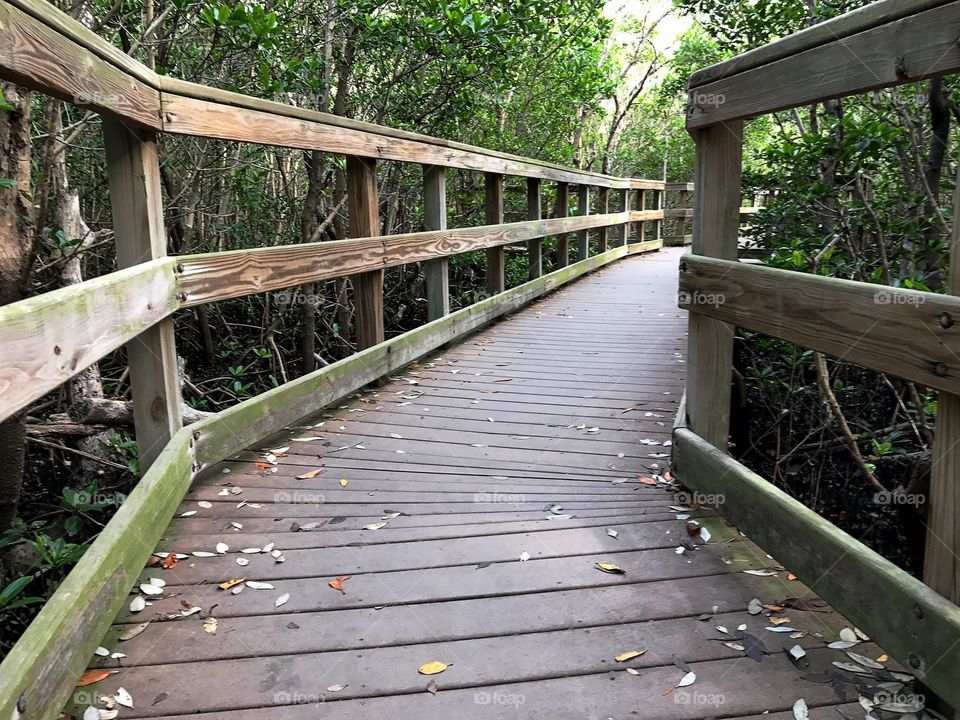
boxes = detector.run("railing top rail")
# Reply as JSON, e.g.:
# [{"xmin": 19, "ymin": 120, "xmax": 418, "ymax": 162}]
[
  {"xmin": 2, "ymin": 0, "xmax": 661, "ymax": 189},
  {"xmin": 686, "ymin": 0, "xmax": 960, "ymax": 129},
  {"xmin": 688, "ymin": 0, "xmax": 952, "ymax": 88}
]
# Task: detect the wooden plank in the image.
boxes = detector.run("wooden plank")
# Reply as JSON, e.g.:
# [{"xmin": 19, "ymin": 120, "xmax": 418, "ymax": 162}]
[
  {"xmin": 188, "ymin": 242, "xmax": 658, "ymax": 471},
  {"xmin": 554, "ymin": 181, "xmax": 570, "ymax": 267},
  {"xmin": 485, "ymin": 172, "xmax": 505, "ymax": 295},
  {"xmin": 346, "ymin": 155, "xmax": 383, "ymax": 350},
  {"xmin": 576, "ymin": 185, "xmax": 590, "ymax": 260},
  {"xmin": 633, "ymin": 189, "xmax": 646, "ymax": 242},
  {"xmin": 0, "ymin": 258, "xmax": 178, "ymax": 423},
  {"xmin": 0, "ymin": 428, "xmax": 193, "ymax": 720},
  {"xmin": 596, "ymin": 186, "xmax": 609, "ymax": 252},
  {"xmin": 102, "ymin": 119, "xmax": 183, "ymax": 468},
  {"xmin": 0, "ymin": 0, "xmax": 160, "ymax": 127},
  {"xmin": 673, "ymin": 426, "xmax": 960, "ymax": 708},
  {"xmin": 526, "ymin": 177, "xmax": 542, "ymax": 279},
  {"xmin": 422, "ymin": 164, "xmax": 449, "ymax": 321},
  {"xmin": 687, "ymin": 2, "xmax": 960, "ymax": 128},
  {"xmin": 680, "ymin": 253, "xmax": 960, "ymax": 396},
  {"xmin": 925, "ymin": 176, "xmax": 960, "ymax": 607},
  {"xmin": 689, "ymin": 0, "xmax": 954, "ymax": 87},
  {"xmin": 159, "ymin": 91, "xmax": 661, "ymax": 190},
  {"xmin": 175, "ymin": 212, "xmax": 636, "ymax": 305},
  {"xmin": 685, "ymin": 120, "xmax": 741, "ymax": 451}
]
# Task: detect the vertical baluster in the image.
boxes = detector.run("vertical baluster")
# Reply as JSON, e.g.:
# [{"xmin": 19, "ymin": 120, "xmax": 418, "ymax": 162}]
[
  {"xmin": 527, "ymin": 177, "xmax": 542, "ymax": 280},
  {"xmin": 347, "ymin": 155, "xmax": 383, "ymax": 349},
  {"xmin": 102, "ymin": 119, "xmax": 182, "ymax": 470},
  {"xmin": 423, "ymin": 165, "xmax": 449, "ymax": 321},
  {"xmin": 555, "ymin": 182, "xmax": 570, "ymax": 267},
  {"xmin": 597, "ymin": 186, "xmax": 609, "ymax": 252},
  {"xmin": 576, "ymin": 185, "xmax": 590, "ymax": 260},
  {"xmin": 485, "ymin": 172, "xmax": 505, "ymax": 295}
]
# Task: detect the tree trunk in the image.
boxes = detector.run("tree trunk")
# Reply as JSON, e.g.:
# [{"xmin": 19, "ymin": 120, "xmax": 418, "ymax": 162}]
[{"xmin": 0, "ymin": 82, "xmax": 33, "ymax": 535}]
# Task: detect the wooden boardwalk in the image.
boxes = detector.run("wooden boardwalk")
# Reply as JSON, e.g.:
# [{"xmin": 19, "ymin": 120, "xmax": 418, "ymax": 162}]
[{"xmin": 89, "ymin": 249, "xmax": 871, "ymax": 719}]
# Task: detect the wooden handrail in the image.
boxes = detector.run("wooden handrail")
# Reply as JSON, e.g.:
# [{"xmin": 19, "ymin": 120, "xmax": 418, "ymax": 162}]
[{"xmin": 686, "ymin": 0, "xmax": 960, "ymax": 128}]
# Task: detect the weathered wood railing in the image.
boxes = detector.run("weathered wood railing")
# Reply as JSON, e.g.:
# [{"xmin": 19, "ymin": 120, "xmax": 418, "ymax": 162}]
[
  {"xmin": 0, "ymin": 0, "xmax": 674, "ymax": 716},
  {"xmin": 676, "ymin": 0, "xmax": 960, "ymax": 712}
]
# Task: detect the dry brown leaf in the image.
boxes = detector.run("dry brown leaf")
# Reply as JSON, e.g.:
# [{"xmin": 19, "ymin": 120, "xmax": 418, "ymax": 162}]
[
  {"xmin": 339, "ymin": 479, "xmax": 349, "ymax": 487},
  {"xmin": 162, "ymin": 552, "xmax": 178, "ymax": 570},
  {"xmin": 296, "ymin": 469, "xmax": 325, "ymax": 479},
  {"xmin": 218, "ymin": 577, "xmax": 246, "ymax": 591},
  {"xmin": 595, "ymin": 562, "xmax": 626, "ymax": 574},
  {"xmin": 637, "ymin": 476, "xmax": 658, "ymax": 486},
  {"xmin": 614, "ymin": 649, "xmax": 647, "ymax": 662},
  {"xmin": 76, "ymin": 670, "xmax": 111, "ymax": 687},
  {"xmin": 329, "ymin": 575, "xmax": 350, "ymax": 594},
  {"xmin": 770, "ymin": 616, "xmax": 792, "ymax": 625}
]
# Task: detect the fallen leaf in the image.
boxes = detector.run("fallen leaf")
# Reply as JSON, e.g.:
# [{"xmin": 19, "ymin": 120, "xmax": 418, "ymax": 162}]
[
  {"xmin": 519, "ymin": 552, "xmax": 530, "ymax": 562},
  {"xmin": 625, "ymin": 667, "xmax": 640, "ymax": 675},
  {"xmin": 115, "ymin": 688, "xmax": 133, "ymax": 709},
  {"xmin": 606, "ymin": 529, "xmax": 619, "ymax": 539},
  {"xmin": 162, "ymin": 552, "xmax": 178, "ymax": 569},
  {"xmin": 426, "ymin": 680, "xmax": 440, "ymax": 695},
  {"xmin": 218, "ymin": 577, "xmax": 246, "ymax": 590},
  {"xmin": 363, "ymin": 522, "xmax": 387, "ymax": 530},
  {"xmin": 326, "ymin": 683, "xmax": 348, "ymax": 692},
  {"xmin": 275, "ymin": 593, "xmax": 290, "ymax": 608},
  {"xmin": 418, "ymin": 661, "xmax": 448, "ymax": 675},
  {"xmin": 770, "ymin": 616, "xmax": 792, "ymax": 625},
  {"xmin": 340, "ymin": 479, "xmax": 349, "ymax": 487},
  {"xmin": 118, "ymin": 622, "xmax": 150, "ymax": 641},
  {"xmin": 747, "ymin": 598, "xmax": 762, "ymax": 615},
  {"xmin": 615, "ymin": 649, "xmax": 646, "ymax": 662},
  {"xmin": 244, "ymin": 581, "xmax": 275, "ymax": 590},
  {"xmin": 329, "ymin": 575, "xmax": 350, "ymax": 594},
  {"xmin": 839, "ymin": 627, "xmax": 858, "ymax": 643},
  {"xmin": 76, "ymin": 670, "xmax": 111, "ymax": 687},
  {"xmin": 793, "ymin": 698, "xmax": 808, "ymax": 720},
  {"xmin": 677, "ymin": 671, "xmax": 696, "ymax": 687},
  {"xmin": 203, "ymin": 617, "xmax": 218, "ymax": 635},
  {"xmin": 595, "ymin": 562, "xmax": 626, "ymax": 574},
  {"xmin": 638, "ymin": 476, "xmax": 658, "ymax": 486},
  {"xmin": 297, "ymin": 469, "xmax": 325, "ymax": 479}
]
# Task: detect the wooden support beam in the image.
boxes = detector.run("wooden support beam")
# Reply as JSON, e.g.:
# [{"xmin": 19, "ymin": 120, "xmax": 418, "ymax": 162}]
[
  {"xmin": 576, "ymin": 185, "xmax": 590, "ymax": 260},
  {"xmin": 485, "ymin": 172, "xmax": 505, "ymax": 295},
  {"xmin": 615, "ymin": 189, "xmax": 629, "ymax": 247},
  {"xmin": 526, "ymin": 177, "xmax": 542, "ymax": 280},
  {"xmin": 633, "ymin": 190, "xmax": 646, "ymax": 242},
  {"xmin": 346, "ymin": 155, "xmax": 383, "ymax": 350},
  {"xmin": 685, "ymin": 120, "xmax": 742, "ymax": 452},
  {"xmin": 925, "ymin": 176, "xmax": 960, "ymax": 611},
  {"xmin": 596, "ymin": 186, "xmax": 609, "ymax": 252},
  {"xmin": 554, "ymin": 182, "xmax": 570, "ymax": 268},
  {"xmin": 673, "ymin": 427, "xmax": 960, "ymax": 710},
  {"xmin": 102, "ymin": 119, "xmax": 182, "ymax": 469},
  {"xmin": 422, "ymin": 165, "xmax": 449, "ymax": 321}
]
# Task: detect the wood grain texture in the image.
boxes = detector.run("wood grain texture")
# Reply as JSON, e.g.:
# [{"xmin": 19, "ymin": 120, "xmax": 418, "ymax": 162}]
[
  {"xmin": 423, "ymin": 164, "xmax": 449, "ymax": 321},
  {"xmin": 925, "ymin": 175, "xmax": 960, "ymax": 608},
  {"xmin": 689, "ymin": 0, "xmax": 954, "ymax": 87},
  {"xmin": 680, "ymin": 253, "xmax": 960, "ymax": 396},
  {"xmin": 103, "ymin": 119, "xmax": 182, "ymax": 468},
  {"xmin": 175, "ymin": 213, "xmax": 636, "ymax": 306},
  {"xmin": 685, "ymin": 121, "xmax": 741, "ymax": 451},
  {"xmin": 485, "ymin": 172, "xmax": 505, "ymax": 295},
  {"xmin": 526, "ymin": 177, "xmax": 542, "ymax": 280},
  {"xmin": 596, "ymin": 186, "xmax": 609, "ymax": 252},
  {"xmin": 687, "ymin": 2, "xmax": 960, "ymax": 128},
  {"xmin": 615, "ymin": 188, "xmax": 628, "ymax": 247},
  {"xmin": 673, "ymin": 426, "xmax": 960, "ymax": 708},
  {"xmin": 0, "ymin": 259, "xmax": 179, "ymax": 423},
  {"xmin": 346, "ymin": 156, "xmax": 383, "ymax": 350},
  {"xmin": 0, "ymin": 0, "xmax": 160, "ymax": 127}
]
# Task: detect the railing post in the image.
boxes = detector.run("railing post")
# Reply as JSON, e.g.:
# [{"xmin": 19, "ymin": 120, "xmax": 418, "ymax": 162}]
[
  {"xmin": 634, "ymin": 189, "xmax": 646, "ymax": 242},
  {"xmin": 679, "ymin": 187, "xmax": 691, "ymax": 242},
  {"xmin": 686, "ymin": 121, "xmax": 743, "ymax": 450},
  {"xmin": 423, "ymin": 165, "xmax": 449, "ymax": 321},
  {"xmin": 597, "ymin": 186, "xmax": 609, "ymax": 252},
  {"xmin": 526, "ymin": 177, "xmax": 542, "ymax": 280},
  {"xmin": 652, "ymin": 187, "xmax": 663, "ymax": 243},
  {"xmin": 555, "ymin": 181, "xmax": 570, "ymax": 267},
  {"xmin": 347, "ymin": 155, "xmax": 383, "ymax": 349},
  {"xmin": 485, "ymin": 172, "xmax": 505, "ymax": 295},
  {"xmin": 576, "ymin": 185, "xmax": 590, "ymax": 260},
  {"xmin": 925, "ymin": 177, "xmax": 960, "ymax": 607},
  {"xmin": 102, "ymin": 119, "xmax": 182, "ymax": 470},
  {"xmin": 617, "ymin": 188, "xmax": 629, "ymax": 247}
]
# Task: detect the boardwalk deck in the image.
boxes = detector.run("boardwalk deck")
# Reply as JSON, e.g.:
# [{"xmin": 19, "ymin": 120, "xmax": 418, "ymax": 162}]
[{"xmin": 86, "ymin": 249, "xmax": 880, "ymax": 719}]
